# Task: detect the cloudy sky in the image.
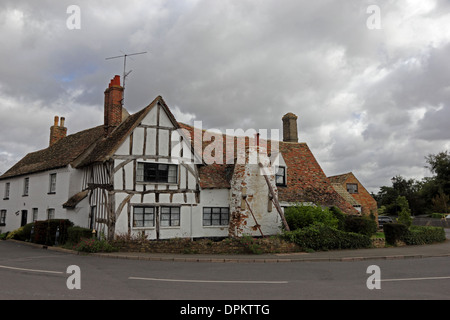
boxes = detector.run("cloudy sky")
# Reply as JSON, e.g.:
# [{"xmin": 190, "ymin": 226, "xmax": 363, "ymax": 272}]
[{"xmin": 1, "ymin": 0, "xmax": 450, "ymax": 193}]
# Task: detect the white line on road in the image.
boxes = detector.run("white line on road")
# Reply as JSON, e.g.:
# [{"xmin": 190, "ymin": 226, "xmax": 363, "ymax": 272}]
[
  {"xmin": 129, "ymin": 276, "xmax": 288, "ymax": 284},
  {"xmin": 381, "ymin": 276, "xmax": 450, "ymax": 282},
  {"xmin": 0, "ymin": 264, "xmax": 64, "ymax": 275}
]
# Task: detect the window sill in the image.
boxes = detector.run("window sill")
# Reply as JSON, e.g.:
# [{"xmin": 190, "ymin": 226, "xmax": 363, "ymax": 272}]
[{"xmin": 47, "ymin": 192, "xmax": 56, "ymax": 195}]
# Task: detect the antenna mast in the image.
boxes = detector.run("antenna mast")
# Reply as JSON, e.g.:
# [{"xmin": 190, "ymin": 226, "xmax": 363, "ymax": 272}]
[{"xmin": 105, "ymin": 51, "xmax": 147, "ymax": 107}]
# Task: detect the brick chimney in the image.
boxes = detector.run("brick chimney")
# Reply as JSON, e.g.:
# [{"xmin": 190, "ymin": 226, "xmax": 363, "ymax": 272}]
[
  {"xmin": 104, "ymin": 75, "xmax": 124, "ymax": 136},
  {"xmin": 282, "ymin": 112, "xmax": 298, "ymax": 143},
  {"xmin": 49, "ymin": 116, "xmax": 67, "ymax": 146}
]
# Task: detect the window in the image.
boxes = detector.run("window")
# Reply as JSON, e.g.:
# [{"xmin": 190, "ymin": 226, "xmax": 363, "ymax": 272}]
[
  {"xmin": 47, "ymin": 208, "xmax": 55, "ymax": 220},
  {"xmin": 32, "ymin": 208, "xmax": 38, "ymax": 221},
  {"xmin": 160, "ymin": 207, "xmax": 180, "ymax": 227},
  {"xmin": 137, "ymin": 163, "xmax": 178, "ymax": 183},
  {"xmin": 133, "ymin": 206, "xmax": 155, "ymax": 227},
  {"xmin": 203, "ymin": 207, "xmax": 229, "ymax": 226},
  {"xmin": 0, "ymin": 210, "xmax": 6, "ymax": 226},
  {"xmin": 4, "ymin": 182, "xmax": 10, "ymax": 200},
  {"xmin": 347, "ymin": 183, "xmax": 358, "ymax": 194},
  {"xmin": 23, "ymin": 177, "xmax": 29, "ymax": 196},
  {"xmin": 49, "ymin": 173, "xmax": 57, "ymax": 194},
  {"xmin": 275, "ymin": 166, "xmax": 286, "ymax": 186}
]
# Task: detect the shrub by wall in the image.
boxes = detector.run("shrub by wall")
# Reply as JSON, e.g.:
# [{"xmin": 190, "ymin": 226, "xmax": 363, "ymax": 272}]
[
  {"xmin": 67, "ymin": 226, "xmax": 93, "ymax": 244},
  {"xmin": 384, "ymin": 223, "xmax": 446, "ymax": 246},
  {"xmin": 284, "ymin": 204, "xmax": 339, "ymax": 230},
  {"xmin": 282, "ymin": 224, "xmax": 372, "ymax": 251},
  {"xmin": 344, "ymin": 216, "xmax": 378, "ymax": 237},
  {"xmin": 403, "ymin": 225, "xmax": 446, "ymax": 245}
]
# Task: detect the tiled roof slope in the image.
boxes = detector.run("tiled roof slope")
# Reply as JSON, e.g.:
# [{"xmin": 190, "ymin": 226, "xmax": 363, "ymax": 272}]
[
  {"xmin": 179, "ymin": 122, "xmax": 358, "ymax": 214},
  {"xmin": 0, "ymin": 125, "xmax": 104, "ymax": 180},
  {"xmin": 277, "ymin": 142, "xmax": 357, "ymax": 213}
]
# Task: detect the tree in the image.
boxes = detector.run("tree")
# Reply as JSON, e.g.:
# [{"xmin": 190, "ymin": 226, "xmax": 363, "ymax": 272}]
[
  {"xmin": 432, "ymin": 188, "xmax": 449, "ymax": 214},
  {"xmin": 396, "ymin": 196, "xmax": 412, "ymax": 227},
  {"xmin": 425, "ymin": 151, "xmax": 450, "ymax": 195}
]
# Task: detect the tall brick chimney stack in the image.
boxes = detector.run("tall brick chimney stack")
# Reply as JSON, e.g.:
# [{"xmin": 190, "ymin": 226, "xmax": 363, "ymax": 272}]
[
  {"xmin": 49, "ymin": 116, "xmax": 67, "ymax": 146},
  {"xmin": 282, "ymin": 112, "xmax": 298, "ymax": 143},
  {"xmin": 104, "ymin": 75, "xmax": 124, "ymax": 136}
]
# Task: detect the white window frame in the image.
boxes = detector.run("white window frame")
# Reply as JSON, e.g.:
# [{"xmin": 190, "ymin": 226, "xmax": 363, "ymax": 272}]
[{"xmin": 49, "ymin": 173, "xmax": 57, "ymax": 194}]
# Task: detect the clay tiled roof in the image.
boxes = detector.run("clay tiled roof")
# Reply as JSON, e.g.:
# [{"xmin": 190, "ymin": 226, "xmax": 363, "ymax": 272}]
[{"xmin": 179, "ymin": 123, "xmax": 358, "ymax": 214}]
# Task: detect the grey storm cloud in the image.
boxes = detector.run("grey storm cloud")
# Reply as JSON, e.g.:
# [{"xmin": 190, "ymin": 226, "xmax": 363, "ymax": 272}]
[{"xmin": 1, "ymin": 0, "xmax": 449, "ymax": 193}]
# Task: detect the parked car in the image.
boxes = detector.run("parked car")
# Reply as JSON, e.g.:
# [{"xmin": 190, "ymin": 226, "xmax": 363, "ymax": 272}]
[{"xmin": 378, "ymin": 216, "xmax": 393, "ymax": 228}]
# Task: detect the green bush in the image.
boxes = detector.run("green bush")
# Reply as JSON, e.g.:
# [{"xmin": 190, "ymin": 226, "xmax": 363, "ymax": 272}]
[
  {"xmin": 403, "ymin": 225, "xmax": 446, "ymax": 245},
  {"xmin": 67, "ymin": 226, "xmax": 93, "ymax": 244},
  {"xmin": 284, "ymin": 204, "xmax": 339, "ymax": 230},
  {"xmin": 6, "ymin": 223, "xmax": 34, "ymax": 241},
  {"xmin": 344, "ymin": 215, "xmax": 378, "ymax": 236},
  {"xmin": 283, "ymin": 224, "xmax": 372, "ymax": 251},
  {"xmin": 384, "ymin": 223, "xmax": 445, "ymax": 246},
  {"xmin": 383, "ymin": 223, "xmax": 409, "ymax": 245}
]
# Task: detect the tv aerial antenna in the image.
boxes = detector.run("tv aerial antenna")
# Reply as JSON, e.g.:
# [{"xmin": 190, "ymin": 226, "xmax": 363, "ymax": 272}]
[{"xmin": 105, "ymin": 51, "xmax": 147, "ymax": 107}]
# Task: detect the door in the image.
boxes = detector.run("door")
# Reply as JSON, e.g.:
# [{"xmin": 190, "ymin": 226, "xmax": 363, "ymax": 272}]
[{"xmin": 21, "ymin": 210, "xmax": 28, "ymax": 227}]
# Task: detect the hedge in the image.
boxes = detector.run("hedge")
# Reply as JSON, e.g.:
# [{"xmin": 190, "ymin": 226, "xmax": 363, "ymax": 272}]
[
  {"xmin": 32, "ymin": 219, "xmax": 73, "ymax": 245},
  {"xmin": 67, "ymin": 226, "xmax": 94, "ymax": 244},
  {"xmin": 343, "ymin": 215, "xmax": 378, "ymax": 237},
  {"xmin": 282, "ymin": 224, "xmax": 372, "ymax": 251},
  {"xmin": 384, "ymin": 223, "xmax": 446, "ymax": 246}
]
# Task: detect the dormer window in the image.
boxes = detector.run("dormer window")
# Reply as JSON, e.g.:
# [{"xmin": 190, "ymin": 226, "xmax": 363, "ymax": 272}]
[{"xmin": 275, "ymin": 166, "xmax": 286, "ymax": 186}]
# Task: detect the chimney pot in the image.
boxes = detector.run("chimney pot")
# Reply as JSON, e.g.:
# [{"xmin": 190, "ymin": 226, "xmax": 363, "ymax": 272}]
[{"xmin": 49, "ymin": 115, "xmax": 67, "ymax": 146}]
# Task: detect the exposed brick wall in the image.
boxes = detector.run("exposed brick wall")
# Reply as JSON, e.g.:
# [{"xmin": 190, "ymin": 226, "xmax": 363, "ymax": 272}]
[
  {"xmin": 49, "ymin": 116, "xmax": 67, "ymax": 146},
  {"xmin": 104, "ymin": 75, "xmax": 124, "ymax": 136},
  {"xmin": 342, "ymin": 173, "xmax": 378, "ymax": 217},
  {"xmin": 278, "ymin": 142, "xmax": 358, "ymax": 214}
]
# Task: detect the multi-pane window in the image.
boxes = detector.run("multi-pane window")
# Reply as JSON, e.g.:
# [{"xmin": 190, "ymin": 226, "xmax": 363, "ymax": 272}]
[
  {"xmin": 203, "ymin": 207, "xmax": 229, "ymax": 226},
  {"xmin": 133, "ymin": 206, "xmax": 155, "ymax": 227},
  {"xmin": 23, "ymin": 177, "xmax": 29, "ymax": 196},
  {"xmin": 49, "ymin": 173, "xmax": 57, "ymax": 193},
  {"xmin": 137, "ymin": 163, "xmax": 178, "ymax": 184},
  {"xmin": 47, "ymin": 208, "xmax": 55, "ymax": 220},
  {"xmin": 275, "ymin": 166, "xmax": 286, "ymax": 186},
  {"xmin": 347, "ymin": 183, "xmax": 358, "ymax": 194},
  {"xmin": 32, "ymin": 208, "xmax": 38, "ymax": 221},
  {"xmin": 4, "ymin": 182, "xmax": 10, "ymax": 200},
  {"xmin": 0, "ymin": 210, "xmax": 6, "ymax": 226},
  {"xmin": 160, "ymin": 207, "xmax": 180, "ymax": 227}
]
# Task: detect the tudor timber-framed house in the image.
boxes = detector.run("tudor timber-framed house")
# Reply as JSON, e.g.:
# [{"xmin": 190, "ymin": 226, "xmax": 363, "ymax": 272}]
[{"xmin": 0, "ymin": 75, "xmax": 359, "ymax": 240}]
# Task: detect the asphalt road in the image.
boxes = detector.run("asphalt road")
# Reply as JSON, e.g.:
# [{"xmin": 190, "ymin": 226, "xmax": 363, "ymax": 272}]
[{"xmin": 1, "ymin": 240, "xmax": 450, "ymax": 303}]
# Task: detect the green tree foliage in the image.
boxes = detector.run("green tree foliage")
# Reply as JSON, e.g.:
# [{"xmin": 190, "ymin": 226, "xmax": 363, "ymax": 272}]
[{"xmin": 375, "ymin": 150, "xmax": 450, "ymax": 216}]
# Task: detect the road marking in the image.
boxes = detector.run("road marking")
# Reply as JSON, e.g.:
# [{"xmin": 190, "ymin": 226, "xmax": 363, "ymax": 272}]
[
  {"xmin": 129, "ymin": 276, "xmax": 288, "ymax": 284},
  {"xmin": 381, "ymin": 276, "xmax": 450, "ymax": 282},
  {"xmin": 0, "ymin": 264, "xmax": 64, "ymax": 275}
]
